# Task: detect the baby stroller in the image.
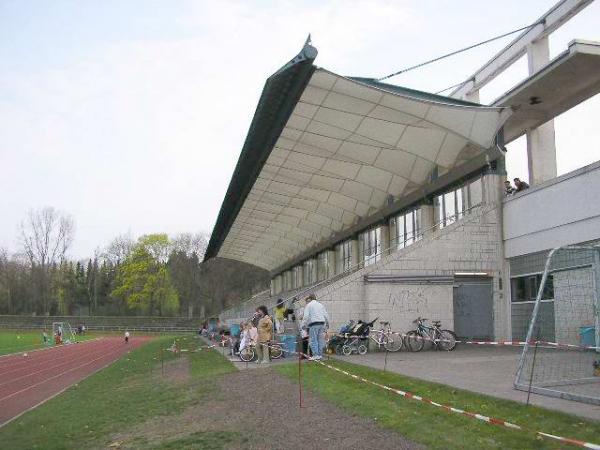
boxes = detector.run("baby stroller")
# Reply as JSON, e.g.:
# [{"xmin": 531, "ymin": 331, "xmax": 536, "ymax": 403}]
[
  {"xmin": 327, "ymin": 320, "xmax": 355, "ymax": 355},
  {"xmin": 331, "ymin": 318, "xmax": 377, "ymax": 356}
]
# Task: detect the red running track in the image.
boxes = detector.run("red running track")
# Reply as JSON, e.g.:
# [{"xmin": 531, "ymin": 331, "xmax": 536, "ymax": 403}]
[{"xmin": 0, "ymin": 336, "xmax": 150, "ymax": 427}]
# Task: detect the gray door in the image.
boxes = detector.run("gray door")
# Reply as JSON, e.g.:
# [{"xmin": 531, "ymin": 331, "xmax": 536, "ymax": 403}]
[{"xmin": 453, "ymin": 277, "xmax": 493, "ymax": 340}]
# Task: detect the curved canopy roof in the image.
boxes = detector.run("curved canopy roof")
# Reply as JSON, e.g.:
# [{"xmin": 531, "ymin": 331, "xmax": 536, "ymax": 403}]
[{"xmin": 205, "ymin": 43, "xmax": 512, "ymax": 272}]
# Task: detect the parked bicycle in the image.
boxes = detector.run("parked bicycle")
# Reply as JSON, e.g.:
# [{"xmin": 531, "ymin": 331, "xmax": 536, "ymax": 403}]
[
  {"xmin": 370, "ymin": 320, "xmax": 404, "ymax": 352},
  {"xmin": 338, "ymin": 318, "xmax": 404, "ymax": 356},
  {"xmin": 239, "ymin": 341, "xmax": 284, "ymax": 362},
  {"xmin": 405, "ymin": 317, "xmax": 457, "ymax": 351}
]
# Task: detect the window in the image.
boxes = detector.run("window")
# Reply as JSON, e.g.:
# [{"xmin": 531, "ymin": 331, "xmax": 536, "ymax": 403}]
[
  {"xmin": 391, "ymin": 208, "xmax": 422, "ymax": 250},
  {"xmin": 290, "ymin": 267, "xmax": 297, "ymax": 289},
  {"xmin": 434, "ymin": 177, "xmax": 483, "ymax": 228},
  {"xmin": 336, "ymin": 240, "xmax": 353, "ymax": 274},
  {"xmin": 362, "ymin": 227, "xmax": 381, "ymax": 266},
  {"xmin": 511, "ymin": 274, "xmax": 554, "ymax": 303},
  {"xmin": 317, "ymin": 252, "xmax": 329, "ymax": 281}
]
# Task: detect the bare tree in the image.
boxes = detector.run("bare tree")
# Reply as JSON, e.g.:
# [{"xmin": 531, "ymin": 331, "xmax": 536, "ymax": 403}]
[
  {"xmin": 171, "ymin": 232, "xmax": 208, "ymax": 258},
  {"xmin": 102, "ymin": 232, "xmax": 135, "ymax": 264},
  {"xmin": 20, "ymin": 207, "xmax": 75, "ymax": 314}
]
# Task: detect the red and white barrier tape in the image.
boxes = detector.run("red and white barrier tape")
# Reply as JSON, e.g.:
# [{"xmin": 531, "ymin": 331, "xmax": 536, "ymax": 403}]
[
  {"xmin": 383, "ymin": 332, "xmax": 599, "ymax": 350},
  {"xmin": 314, "ymin": 359, "xmax": 600, "ymax": 449}
]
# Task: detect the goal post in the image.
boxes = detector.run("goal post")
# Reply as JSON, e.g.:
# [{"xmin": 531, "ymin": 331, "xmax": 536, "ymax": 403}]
[
  {"xmin": 514, "ymin": 245, "xmax": 600, "ymax": 405},
  {"xmin": 52, "ymin": 322, "xmax": 77, "ymax": 345}
]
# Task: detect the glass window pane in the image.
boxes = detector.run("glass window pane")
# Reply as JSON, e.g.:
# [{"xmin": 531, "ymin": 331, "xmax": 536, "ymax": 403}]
[
  {"xmin": 444, "ymin": 191, "xmax": 456, "ymax": 225},
  {"xmin": 457, "ymin": 187, "xmax": 464, "ymax": 219},
  {"xmin": 405, "ymin": 212, "xmax": 414, "ymax": 246},
  {"xmin": 434, "ymin": 195, "xmax": 444, "ymax": 227},
  {"xmin": 511, "ymin": 278, "xmax": 526, "ymax": 302},
  {"xmin": 397, "ymin": 215, "xmax": 405, "ymax": 249},
  {"xmin": 414, "ymin": 208, "xmax": 422, "ymax": 240}
]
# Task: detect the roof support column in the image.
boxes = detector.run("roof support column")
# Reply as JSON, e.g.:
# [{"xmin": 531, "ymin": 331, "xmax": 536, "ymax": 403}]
[
  {"xmin": 526, "ymin": 36, "xmax": 557, "ymax": 185},
  {"xmin": 326, "ymin": 250, "xmax": 336, "ymax": 280},
  {"xmin": 420, "ymin": 201, "xmax": 435, "ymax": 238},
  {"xmin": 380, "ymin": 224, "xmax": 390, "ymax": 257},
  {"xmin": 351, "ymin": 238, "xmax": 360, "ymax": 270}
]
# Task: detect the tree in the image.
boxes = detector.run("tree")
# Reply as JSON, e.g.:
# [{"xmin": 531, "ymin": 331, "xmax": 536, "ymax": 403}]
[
  {"xmin": 112, "ymin": 234, "xmax": 179, "ymax": 316},
  {"xmin": 19, "ymin": 207, "xmax": 75, "ymax": 314}
]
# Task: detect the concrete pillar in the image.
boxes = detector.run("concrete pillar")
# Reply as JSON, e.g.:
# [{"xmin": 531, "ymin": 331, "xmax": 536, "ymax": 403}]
[
  {"xmin": 380, "ymin": 224, "xmax": 390, "ymax": 256},
  {"xmin": 326, "ymin": 250, "xmax": 336, "ymax": 279},
  {"xmin": 420, "ymin": 202, "xmax": 435, "ymax": 237},
  {"xmin": 482, "ymin": 173, "xmax": 503, "ymax": 205},
  {"xmin": 351, "ymin": 238, "xmax": 360, "ymax": 269},
  {"xmin": 526, "ymin": 36, "xmax": 557, "ymax": 185},
  {"xmin": 296, "ymin": 265, "xmax": 303, "ymax": 288}
]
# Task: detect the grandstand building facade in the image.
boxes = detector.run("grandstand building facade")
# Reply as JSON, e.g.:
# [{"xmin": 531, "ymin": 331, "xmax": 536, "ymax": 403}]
[{"xmin": 205, "ymin": 0, "xmax": 600, "ymax": 342}]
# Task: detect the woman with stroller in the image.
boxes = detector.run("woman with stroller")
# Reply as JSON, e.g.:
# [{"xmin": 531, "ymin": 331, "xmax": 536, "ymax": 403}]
[{"xmin": 255, "ymin": 305, "xmax": 273, "ymax": 364}]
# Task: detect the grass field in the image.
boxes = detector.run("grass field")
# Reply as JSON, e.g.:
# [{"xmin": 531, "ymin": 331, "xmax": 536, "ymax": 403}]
[
  {"xmin": 0, "ymin": 330, "xmax": 100, "ymax": 356},
  {"xmin": 0, "ymin": 336, "xmax": 238, "ymax": 449},
  {"xmin": 275, "ymin": 359, "xmax": 600, "ymax": 450}
]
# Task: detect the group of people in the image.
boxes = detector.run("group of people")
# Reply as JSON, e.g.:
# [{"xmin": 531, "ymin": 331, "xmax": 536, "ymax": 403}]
[
  {"xmin": 231, "ymin": 293, "xmax": 330, "ymax": 364},
  {"xmin": 504, "ymin": 177, "xmax": 529, "ymax": 196}
]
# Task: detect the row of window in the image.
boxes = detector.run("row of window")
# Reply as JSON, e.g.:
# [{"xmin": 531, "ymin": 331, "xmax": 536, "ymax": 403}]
[
  {"xmin": 511, "ymin": 274, "xmax": 554, "ymax": 303},
  {"xmin": 273, "ymin": 178, "xmax": 483, "ymax": 293}
]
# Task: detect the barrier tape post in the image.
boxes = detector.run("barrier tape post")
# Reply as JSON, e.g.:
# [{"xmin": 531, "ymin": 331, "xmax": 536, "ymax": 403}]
[
  {"xmin": 161, "ymin": 347, "xmax": 164, "ymax": 377},
  {"xmin": 384, "ymin": 348, "xmax": 389, "ymax": 373},
  {"xmin": 298, "ymin": 339, "xmax": 303, "ymax": 408}
]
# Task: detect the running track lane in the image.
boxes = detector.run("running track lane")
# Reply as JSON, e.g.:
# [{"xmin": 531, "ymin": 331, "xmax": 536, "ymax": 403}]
[{"xmin": 0, "ymin": 336, "xmax": 150, "ymax": 427}]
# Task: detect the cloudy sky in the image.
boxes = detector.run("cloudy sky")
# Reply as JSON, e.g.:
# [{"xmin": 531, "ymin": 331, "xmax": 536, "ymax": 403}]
[{"xmin": 1, "ymin": 0, "xmax": 599, "ymax": 259}]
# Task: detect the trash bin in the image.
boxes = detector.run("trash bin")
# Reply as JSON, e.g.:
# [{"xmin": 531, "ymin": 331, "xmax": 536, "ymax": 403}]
[
  {"xmin": 579, "ymin": 326, "xmax": 596, "ymax": 346},
  {"xmin": 278, "ymin": 334, "xmax": 296, "ymax": 356}
]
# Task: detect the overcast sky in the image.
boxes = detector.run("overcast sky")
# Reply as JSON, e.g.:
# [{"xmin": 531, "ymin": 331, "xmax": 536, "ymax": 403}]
[{"xmin": 1, "ymin": 0, "xmax": 599, "ymax": 260}]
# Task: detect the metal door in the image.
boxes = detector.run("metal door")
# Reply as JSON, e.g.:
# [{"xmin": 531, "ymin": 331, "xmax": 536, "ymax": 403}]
[{"xmin": 453, "ymin": 277, "xmax": 493, "ymax": 340}]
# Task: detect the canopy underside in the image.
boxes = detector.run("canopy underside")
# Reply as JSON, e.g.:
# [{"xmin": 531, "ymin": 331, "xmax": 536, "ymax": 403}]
[{"xmin": 215, "ymin": 68, "xmax": 511, "ymax": 271}]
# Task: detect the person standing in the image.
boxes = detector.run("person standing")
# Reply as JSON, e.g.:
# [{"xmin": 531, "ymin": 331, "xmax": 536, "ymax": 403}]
[
  {"xmin": 124, "ymin": 330, "xmax": 130, "ymax": 344},
  {"xmin": 274, "ymin": 299, "xmax": 286, "ymax": 334},
  {"xmin": 301, "ymin": 293, "xmax": 329, "ymax": 361},
  {"xmin": 255, "ymin": 305, "xmax": 273, "ymax": 364}
]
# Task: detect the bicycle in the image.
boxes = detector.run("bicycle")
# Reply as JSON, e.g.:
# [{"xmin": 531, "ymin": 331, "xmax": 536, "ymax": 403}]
[
  {"xmin": 369, "ymin": 320, "xmax": 404, "ymax": 352},
  {"xmin": 340, "ymin": 318, "xmax": 403, "ymax": 355},
  {"xmin": 238, "ymin": 341, "xmax": 284, "ymax": 362},
  {"xmin": 405, "ymin": 317, "xmax": 457, "ymax": 352}
]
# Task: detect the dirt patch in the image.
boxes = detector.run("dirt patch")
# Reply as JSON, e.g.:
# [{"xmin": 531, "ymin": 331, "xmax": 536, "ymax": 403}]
[
  {"xmin": 107, "ymin": 364, "xmax": 422, "ymax": 450},
  {"xmin": 153, "ymin": 355, "xmax": 190, "ymax": 384}
]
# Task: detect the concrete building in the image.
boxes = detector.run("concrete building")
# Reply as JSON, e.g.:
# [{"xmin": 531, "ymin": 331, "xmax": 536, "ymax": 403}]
[{"xmin": 205, "ymin": 0, "xmax": 600, "ymax": 342}]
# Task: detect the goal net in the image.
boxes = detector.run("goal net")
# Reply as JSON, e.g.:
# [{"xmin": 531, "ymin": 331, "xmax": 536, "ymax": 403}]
[
  {"xmin": 514, "ymin": 245, "xmax": 600, "ymax": 405},
  {"xmin": 52, "ymin": 322, "xmax": 77, "ymax": 345}
]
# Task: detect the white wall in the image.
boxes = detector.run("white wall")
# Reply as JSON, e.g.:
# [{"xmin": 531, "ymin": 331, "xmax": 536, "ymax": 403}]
[{"xmin": 503, "ymin": 161, "xmax": 600, "ymax": 258}]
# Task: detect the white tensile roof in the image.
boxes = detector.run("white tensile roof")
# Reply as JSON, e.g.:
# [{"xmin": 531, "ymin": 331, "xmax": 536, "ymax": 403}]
[{"xmin": 216, "ymin": 68, "xmax": 511, "ymax": 271}]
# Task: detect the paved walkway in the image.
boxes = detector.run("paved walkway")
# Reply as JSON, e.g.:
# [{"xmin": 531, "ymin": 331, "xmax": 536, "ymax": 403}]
[{"xmin": 334, "ymin": 345, "xmax": 600, "ymax": 421}]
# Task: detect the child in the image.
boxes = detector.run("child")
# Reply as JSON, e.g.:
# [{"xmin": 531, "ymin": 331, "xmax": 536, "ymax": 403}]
[
  {"xmin": 124, "ymin": 330, "xmax": 130, "ymax": 343},
  {"xmin": 238, "ymin": 322, "xmax": 249, "ymax": 355}
]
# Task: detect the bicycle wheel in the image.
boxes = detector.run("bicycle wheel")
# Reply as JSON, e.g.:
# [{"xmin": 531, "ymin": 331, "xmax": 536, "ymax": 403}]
[
  {"xmin": 270, "ymin": 343, "xmax": 283, "ymax": 359},
  {"xmin": 341, "ymin": 345, "xmax": 353, "ymax": 356},
  {"xmin": 357, "ymin": 344, "xmax": 368, "ymax": 355},
  {"xmin": 438, "ymin": 330, "xmax": 457, "ymax": 351},
  {"xmin": 334, "ymin": 344, "xmax": 343, "ymax": 355},
  {"xmin": 406, "ymin": 330, "xmax": 425, "ymax": 352},
  {"xmin": 239, "ymin": 346, "xmax": 255, "ymax": 362},
  {"xmin": 383, "ymin": 334, "xmax": 403, "ymax": 352}
]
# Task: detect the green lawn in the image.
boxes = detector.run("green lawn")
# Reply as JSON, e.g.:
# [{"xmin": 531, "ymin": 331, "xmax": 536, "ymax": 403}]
[
  {"xmin": 275, "ymin": 359, "xmax": 600, "ymax": 450},
  {"xmin": 0, "ymin": 330, "xmax": 98, "ymax": 356},
  {"xmin": 0, "ymin": 336, "xmax": 237, "ymax": 450}
]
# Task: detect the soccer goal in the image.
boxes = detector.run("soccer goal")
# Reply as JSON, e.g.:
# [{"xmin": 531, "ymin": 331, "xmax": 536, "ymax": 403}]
[
  {"xmin": 52, "ymin": 322, "xmax": 77, "ymax": 345},
  {"xmin": 514, "ymin": 245, "xmax": 600, "ymax": 405}
]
